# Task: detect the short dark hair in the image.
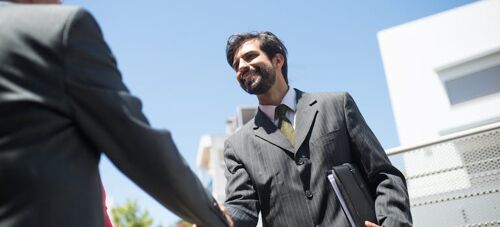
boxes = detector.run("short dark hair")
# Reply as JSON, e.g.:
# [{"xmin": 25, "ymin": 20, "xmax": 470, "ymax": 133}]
[{"xmin": 226, "ymin": 31, "xmax": 288, "ymax": 84}]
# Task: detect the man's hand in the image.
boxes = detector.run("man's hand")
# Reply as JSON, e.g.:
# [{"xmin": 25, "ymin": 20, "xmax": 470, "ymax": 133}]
[
  {"xmin": 218, "ymin": 203, "xmax": 234, "ymax": 227},
  {"xmin": 365, "ymin": 221, "xmax": 380, "ymax": 227}
]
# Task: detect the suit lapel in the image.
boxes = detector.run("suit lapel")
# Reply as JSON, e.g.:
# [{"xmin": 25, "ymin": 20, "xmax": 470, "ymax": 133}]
[
  {"xmin": 253, "ymin": 108, "xmax": 294, "ymax": 153},
  {"xmin": 294, "ymin": 89, "xmax": 318, "ymax": 153},
  {"xmin": 252, "ymin": 89, "xmax": 319, "ymax": 154}
]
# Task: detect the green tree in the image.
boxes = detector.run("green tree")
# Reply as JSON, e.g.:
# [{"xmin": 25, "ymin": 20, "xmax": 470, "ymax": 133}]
[{"xmin": 111, "ymin": 200, "xmax": 159, "ymax": 227}]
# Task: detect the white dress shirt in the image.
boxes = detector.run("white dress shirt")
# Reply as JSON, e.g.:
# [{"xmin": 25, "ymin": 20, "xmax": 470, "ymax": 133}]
[{"xmin": 259, "ymin": 87, "xmax": 297, "ymax": 129}]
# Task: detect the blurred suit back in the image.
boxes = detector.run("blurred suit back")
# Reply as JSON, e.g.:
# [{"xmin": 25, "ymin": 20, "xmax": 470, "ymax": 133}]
[{"xmin": 0, "ymin": 2, "xmax": 228, "ymax": 227}]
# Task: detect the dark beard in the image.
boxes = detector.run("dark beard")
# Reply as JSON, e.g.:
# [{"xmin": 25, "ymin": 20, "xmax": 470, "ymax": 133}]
[{"xmin": 239, "ymin": 65, "xmax": 276, "ymax": 95}]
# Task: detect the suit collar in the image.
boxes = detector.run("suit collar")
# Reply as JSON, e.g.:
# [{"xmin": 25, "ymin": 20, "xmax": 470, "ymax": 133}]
[
  {"xmin": 253, "ymin": 108, "xmax": 294, "ymax": 152},
  {"xmin": 253, "ymin": 89, "xmax": 318, "ymax": 154},
  {"xmin": 258, "ymin": 87, "xmax": 297, "ymax": 122}
]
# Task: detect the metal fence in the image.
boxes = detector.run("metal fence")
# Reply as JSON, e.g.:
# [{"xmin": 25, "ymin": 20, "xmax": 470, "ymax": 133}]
[{"xmin": 386, "ymin": 122, "xmax": 500, "ymax": 227}]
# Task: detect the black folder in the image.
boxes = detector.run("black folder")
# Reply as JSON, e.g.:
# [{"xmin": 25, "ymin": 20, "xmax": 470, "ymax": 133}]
[{"xmin": 327, "ymin": 163, "xmax": 378, "ymax": 227}]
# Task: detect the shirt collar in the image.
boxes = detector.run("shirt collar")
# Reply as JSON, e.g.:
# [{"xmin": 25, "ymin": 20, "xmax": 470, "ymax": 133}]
[{"xmin": 259, "ymin": 87, "xmax": 297, "ymax": 121}]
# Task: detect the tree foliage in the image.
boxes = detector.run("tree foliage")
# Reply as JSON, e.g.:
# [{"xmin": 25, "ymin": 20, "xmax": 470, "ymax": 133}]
[{"xmin": 111, "ymin": 200, "xmax": 157, "ymax": 227}]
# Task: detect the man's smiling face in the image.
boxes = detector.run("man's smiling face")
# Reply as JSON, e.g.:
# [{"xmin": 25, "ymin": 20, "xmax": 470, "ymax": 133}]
[{"xmin": 232, "ymin": 39, "xmax": 277, "ymax": 95}]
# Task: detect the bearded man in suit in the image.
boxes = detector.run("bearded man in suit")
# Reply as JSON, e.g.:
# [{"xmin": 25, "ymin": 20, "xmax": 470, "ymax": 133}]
[
  {"xmin": 223, "ymin": 31, "xmax": 412, "ymax": 227},
  {"xmin": 0, "ymin": 1, "xmax": 231, "ymax": 226}
]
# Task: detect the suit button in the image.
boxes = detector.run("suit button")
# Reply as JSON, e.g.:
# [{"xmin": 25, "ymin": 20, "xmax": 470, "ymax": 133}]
[
  {"xmin": 297, "ymin": 157, "xmax": 307, "ymax": 165},
  {"xmin": 305, "ymin": 190, "xmax": 313, "ymax": 199}
]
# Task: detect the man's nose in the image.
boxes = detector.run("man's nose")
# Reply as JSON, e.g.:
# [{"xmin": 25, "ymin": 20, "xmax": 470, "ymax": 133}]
[{"xmin": 238, "ymin": 58, "xmax": 250, "ymax": 72}]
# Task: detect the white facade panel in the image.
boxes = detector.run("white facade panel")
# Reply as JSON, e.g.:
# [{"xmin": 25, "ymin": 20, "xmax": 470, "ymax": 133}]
[{"xmin": 378, "ymin": 0, "xmax": 500, "ymax": 145}]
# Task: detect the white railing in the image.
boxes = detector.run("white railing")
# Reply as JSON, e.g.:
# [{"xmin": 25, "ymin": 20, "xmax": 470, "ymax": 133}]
[
  {"xmin": 386, "ymin": 121, "xmax": 500, "ymax": 156},
  {"xmin": 385, "ymin": 122, "xmax": 500, "ymax": 227}
]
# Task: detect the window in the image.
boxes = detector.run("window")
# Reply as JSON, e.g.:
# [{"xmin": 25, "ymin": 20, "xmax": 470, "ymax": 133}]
[
  {"xmin": 444, "ymin": 64, "xmax": 500, "ymax": 104},
  {"xmin": 437, "ymin": 50, "xmax": 500, "ymax": 105}
]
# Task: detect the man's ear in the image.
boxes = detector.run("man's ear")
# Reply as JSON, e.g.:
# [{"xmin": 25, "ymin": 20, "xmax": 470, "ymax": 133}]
[{"xmin": 273, "ymin": 53, "xmax": 284, "ymax": 70}]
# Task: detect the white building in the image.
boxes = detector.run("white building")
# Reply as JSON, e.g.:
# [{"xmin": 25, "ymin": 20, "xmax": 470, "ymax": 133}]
[
  {"xmin": 378, "ymin": 0, "xmax": 500, "ymax": 144},
  {"xmin": 378, "ymin": 0, "xmax": 500, "ymax": 226},
  {"xmin": 196, "ymin": 107, "xmax": 257, "ymax": 203}
]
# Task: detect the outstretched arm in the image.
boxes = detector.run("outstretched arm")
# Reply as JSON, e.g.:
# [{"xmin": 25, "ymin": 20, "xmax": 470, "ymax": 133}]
[{"xmin": 62, "ymin": 8, "xmax": 228, "ymax": 226}]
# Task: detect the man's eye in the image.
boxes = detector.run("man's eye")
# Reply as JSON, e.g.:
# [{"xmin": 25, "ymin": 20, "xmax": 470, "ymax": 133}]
[{"xmin": 247, "ymin": 54, "xmax": 257, "ymax": 59}]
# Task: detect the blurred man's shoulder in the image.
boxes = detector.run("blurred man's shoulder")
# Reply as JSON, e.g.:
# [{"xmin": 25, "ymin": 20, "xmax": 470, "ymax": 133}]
[
  {"xmin": 4, "ymin": 3, "xmax": 82, "ymax": 15},
  {"xmin": 3, "ymin": 3, "xmax": 97, "ymax": 27}
]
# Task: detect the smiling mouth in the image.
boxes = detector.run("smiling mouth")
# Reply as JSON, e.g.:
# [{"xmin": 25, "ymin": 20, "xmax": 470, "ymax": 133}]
[
  {"xmin": 243, "ymin": 71, "xmax": 257, "ymax": 80},
  {"xmin": 246, "ymin": 75, "xmax": 261, "ymax": 88}
]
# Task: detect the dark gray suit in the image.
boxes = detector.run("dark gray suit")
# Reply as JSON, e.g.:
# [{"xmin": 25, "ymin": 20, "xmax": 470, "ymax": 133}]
[
  {"xmin": 0, "ymin": 2, "xmax": 227, "ymax": 227},
  {"xmin": 224, "ymin": 90, "xmax": 412, "ymax": 226}
]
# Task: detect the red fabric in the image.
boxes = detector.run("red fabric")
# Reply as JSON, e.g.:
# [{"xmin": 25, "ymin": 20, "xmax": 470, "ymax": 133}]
[{"xmin": 101, "ymin": 185, "xmax": 114, "ymax": 227}]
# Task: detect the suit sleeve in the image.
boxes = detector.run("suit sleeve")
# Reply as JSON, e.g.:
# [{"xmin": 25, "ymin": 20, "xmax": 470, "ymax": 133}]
[
  {"xmin": 343, "ymin": 93, "xmax": 412, "ymax": 227},
  {"xmin": 61, "ymin": 8, "xmax": 227, "ymax": 227},
  {"xmin": 223, "ymin": 140, "xmax": 259, "ymax": 227}
]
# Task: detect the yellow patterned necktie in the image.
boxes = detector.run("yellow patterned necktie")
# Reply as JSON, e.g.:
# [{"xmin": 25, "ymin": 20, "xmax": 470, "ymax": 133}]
[{"xmin": 275, "ymin": 104, "xmax": 295, "ymax": 146}]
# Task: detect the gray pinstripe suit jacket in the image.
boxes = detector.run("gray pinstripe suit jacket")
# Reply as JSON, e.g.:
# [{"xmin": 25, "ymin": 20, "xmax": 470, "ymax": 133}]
[{"xmin": 224, "ymin": 90, "xmax": 412, "ymax": 227}]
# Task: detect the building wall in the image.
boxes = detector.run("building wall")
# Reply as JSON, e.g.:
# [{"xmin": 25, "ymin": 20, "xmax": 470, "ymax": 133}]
[
  {"xmin": 378, "ymin": 1, "xmax": 500, "ymax": 226},
  {"xmin": 197, "ymin": 135, "xmax": 227, "ymax": 203},
  {"xmin": 378, "ymin": 0, "xmax": 500, "ymax": 146}
]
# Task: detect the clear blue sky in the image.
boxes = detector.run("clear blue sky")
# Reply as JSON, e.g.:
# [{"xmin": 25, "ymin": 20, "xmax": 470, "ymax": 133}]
[{"xmin": 63, "ymin": 1, "xmax": 474, "ymax": 226}]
